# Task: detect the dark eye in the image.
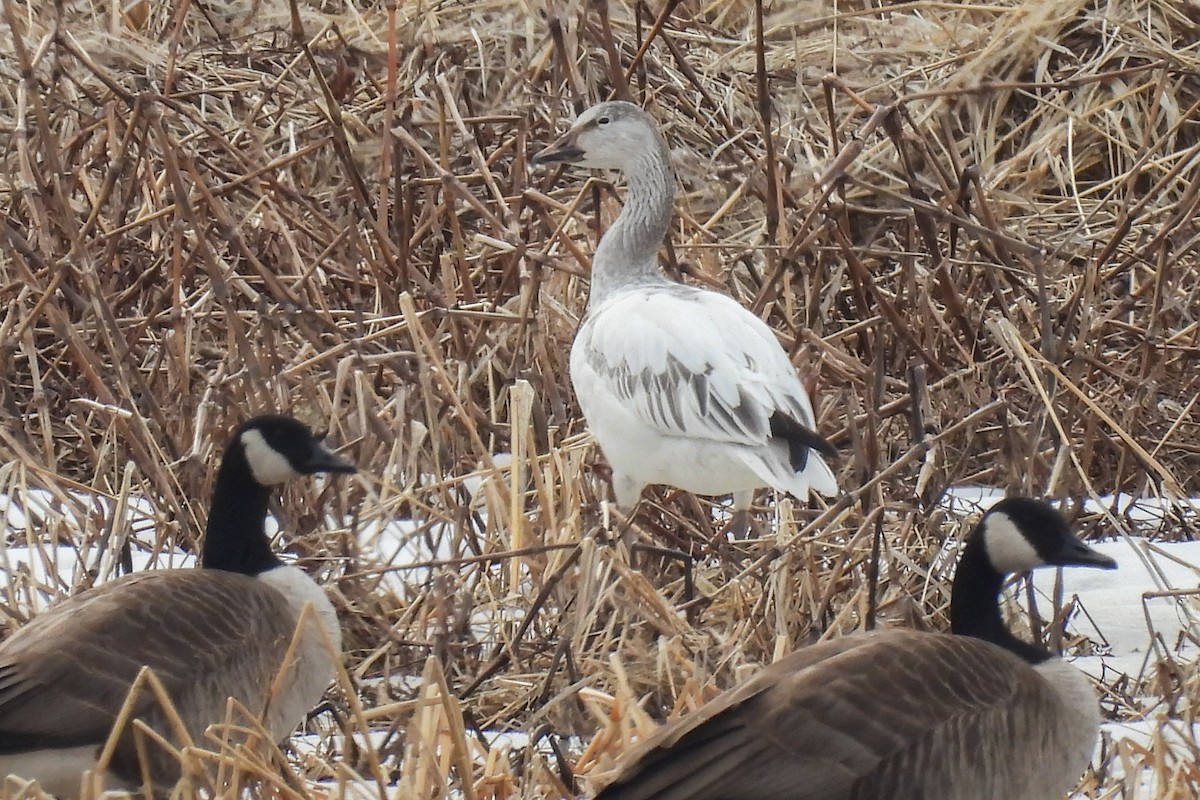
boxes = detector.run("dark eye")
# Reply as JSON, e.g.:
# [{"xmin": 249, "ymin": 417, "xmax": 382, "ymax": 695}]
[{"xmin": 597, "ymin": 116, "xmax": 610, "ymax": 125}]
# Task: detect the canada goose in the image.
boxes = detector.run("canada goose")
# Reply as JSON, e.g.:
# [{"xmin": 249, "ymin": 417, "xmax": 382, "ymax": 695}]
[
  {"xmin": 0, "ymin": 414, "xmax": 355, "ymax": 798},
  {"xmin": 592, "ymin": 497, "xmax": 1118, "ymax": 800},
  {"xmin": 533, "ymin": 101, "xmax": 836, "ymax": 537}
]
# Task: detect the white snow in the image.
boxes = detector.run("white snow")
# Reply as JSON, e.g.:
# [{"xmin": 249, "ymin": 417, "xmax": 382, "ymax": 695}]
[
  {"xmin": 1, "ymin": 482, "xmax": 1196, "ymax": 796},
  {"xmin": 941, "ymin": 487, "xmax": 1200, "ymax": 798}
]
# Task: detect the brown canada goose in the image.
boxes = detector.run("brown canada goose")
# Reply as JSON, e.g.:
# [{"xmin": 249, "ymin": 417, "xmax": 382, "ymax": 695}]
[
  {"xmin": 532, "ymin": 101, "xmax": 836, "ymax": 537},
  {"xmin": 0, "ymin": 414, "xmax": 355, "ymax": 798},
  {"xmin": 592, "ymin": 497, "xmax": 1118, "ymax": 800}
]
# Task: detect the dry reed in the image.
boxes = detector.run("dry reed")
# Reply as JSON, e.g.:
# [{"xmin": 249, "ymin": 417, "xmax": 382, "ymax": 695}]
[{"xmin": 1, "ymin": 0, "xmax": 1199, "ymax": 796}]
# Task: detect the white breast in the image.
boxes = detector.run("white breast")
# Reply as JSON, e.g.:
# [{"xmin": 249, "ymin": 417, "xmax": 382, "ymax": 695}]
[
  {"xmin": 1033, "ymin": 658, "xmax": 1103, "ymax": 792},
  {"xmin": 255, "ymin": 565, "xmax": 342, "ymax": 740},
  {"xmin": 0, "ymin": 746, "xmax": 115, "ymax": 799}
]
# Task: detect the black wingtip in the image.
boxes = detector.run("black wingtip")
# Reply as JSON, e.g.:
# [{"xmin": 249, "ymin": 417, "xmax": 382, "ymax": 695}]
[{"xmin": 769, "ymin": 411, "xmax": 837, "ymax": 470}]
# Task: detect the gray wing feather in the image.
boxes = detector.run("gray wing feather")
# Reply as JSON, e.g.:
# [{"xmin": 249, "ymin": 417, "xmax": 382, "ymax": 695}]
[
  {"xmin": 599, "ymin": 351, "xmax": 766, "ymax": 443},
  {"xmin": 575, "ymin": 286, "xmax": 818, "ymax": 447}
]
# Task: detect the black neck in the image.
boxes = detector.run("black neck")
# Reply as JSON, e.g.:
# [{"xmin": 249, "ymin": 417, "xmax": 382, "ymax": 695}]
[
  {"xmin": 201, "ymin": 444, "xmax": 283, "ymax": 575},
  {"xmin": 950, "ymin": 537, "xmax": 1051, "ymax": 664}
]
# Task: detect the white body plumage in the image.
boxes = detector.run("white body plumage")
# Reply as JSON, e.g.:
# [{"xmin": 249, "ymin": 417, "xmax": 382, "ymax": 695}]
[
  {"xmin": 535, "ymin": 101, "xmax": 837, "ymax": 520},
  {"xmin": 571, "ymin": 285, "xmax": 837, "ymax": 508}
]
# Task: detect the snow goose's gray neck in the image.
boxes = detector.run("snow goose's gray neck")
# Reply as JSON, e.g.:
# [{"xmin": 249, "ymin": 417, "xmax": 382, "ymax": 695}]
[{"xmin": 588, "ymin": 141, "xmax": 675, "ymax": 307}]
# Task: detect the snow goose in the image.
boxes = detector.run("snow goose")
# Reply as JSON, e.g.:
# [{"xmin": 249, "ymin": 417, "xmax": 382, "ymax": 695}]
[
  {"xmin": 0, "ymin": 414, "xmax": 355, "ymax": 798},
  {"xmin": 592, "ymin": 497, "xmax": 1118, "ymax": 800},
  {"xmin": 533, "ymin": 101, "xmax": 836, "ymax": 535}
]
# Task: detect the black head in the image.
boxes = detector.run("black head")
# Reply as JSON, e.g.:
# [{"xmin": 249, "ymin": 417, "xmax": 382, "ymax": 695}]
[
  {"xmin": 977, "ymin": 497, "xmax": 1118, "ymax": 576},
  {"xmin": 950, "ymin": 497, "xmax": 1118, "ymax": 660},
  {"xmin": 234, "ymin": 414, "xmax": 356, "ymax": 486}
]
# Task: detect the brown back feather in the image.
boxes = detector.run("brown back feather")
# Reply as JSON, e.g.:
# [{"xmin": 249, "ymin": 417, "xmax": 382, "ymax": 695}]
[
  {"xmin": 0, "ymin": 569, "xmax": 300, "ymax": 787},
  {"xmin": 594, "ymin": 630, "xmax": 1070, "ymax": 800}
]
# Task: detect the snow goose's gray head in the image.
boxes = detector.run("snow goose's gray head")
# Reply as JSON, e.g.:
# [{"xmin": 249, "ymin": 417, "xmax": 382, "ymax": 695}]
[
  {"xmin": 979, "ymin": 497, "xmax": 1118, "ymax": 576},
  {"xmin": 532, "ymin": 101, "xmax": 663, "ymax": 172},
  {"xmin": 237, "ymin": 415, "xmax": 356, "ymax": 487}
]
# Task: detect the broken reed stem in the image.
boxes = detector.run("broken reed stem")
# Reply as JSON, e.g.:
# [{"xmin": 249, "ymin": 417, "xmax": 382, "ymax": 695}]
[
  {"xmin": 753, "ymin": 0, "xmax": 779, "ymax": 242},
  {"xmin": 509, "ymin": 379, "xmax": 535, "ymax": 598}
]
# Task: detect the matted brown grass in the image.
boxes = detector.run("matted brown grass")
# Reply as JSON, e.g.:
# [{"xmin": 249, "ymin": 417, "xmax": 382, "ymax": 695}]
[{"xmin": 1, "ymin": 0, "xmax": 1199, "ymax": 796}]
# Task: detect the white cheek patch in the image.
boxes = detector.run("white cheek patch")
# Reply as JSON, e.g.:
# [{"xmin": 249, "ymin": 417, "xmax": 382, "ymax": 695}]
[
  {"xmin": 983, "ymin": 511, "xmax": 1044, "ymax": 574},
  {"xmin": 241, "ymin": 428, "xmax": 300, "ymax": 485}
]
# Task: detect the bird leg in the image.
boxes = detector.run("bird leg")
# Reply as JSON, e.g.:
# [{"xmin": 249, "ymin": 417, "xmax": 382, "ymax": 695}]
[
  {"xmin": 597, "ymin": 499, "xmax": 642, "ymax": 548},
  {"xmin": 720, "ymin": 490, "xmax": 758, "ymax": 540}
]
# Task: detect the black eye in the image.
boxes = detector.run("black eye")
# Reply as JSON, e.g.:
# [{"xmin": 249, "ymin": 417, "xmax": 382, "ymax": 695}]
[{"xmin": 597, "ymin": 116, "xmax": 610, "ymax": 125}]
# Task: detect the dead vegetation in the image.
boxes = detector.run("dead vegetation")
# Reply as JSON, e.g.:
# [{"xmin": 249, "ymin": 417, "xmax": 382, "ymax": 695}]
[{"xmin": 1, "ymin": 0, "xmax": 1199, "ymax": 796}]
